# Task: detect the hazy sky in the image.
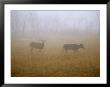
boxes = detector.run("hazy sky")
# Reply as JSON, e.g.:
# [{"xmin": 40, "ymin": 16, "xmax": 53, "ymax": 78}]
[{"xmin": 11, "ymin": 10, "xmax": 100, "ymax": 40}]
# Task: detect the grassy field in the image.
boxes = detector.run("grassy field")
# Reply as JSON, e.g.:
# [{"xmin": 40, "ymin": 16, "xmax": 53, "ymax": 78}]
[{"xmin": 11, "ymin": 36, "xmax": 100, "ymax": 77}]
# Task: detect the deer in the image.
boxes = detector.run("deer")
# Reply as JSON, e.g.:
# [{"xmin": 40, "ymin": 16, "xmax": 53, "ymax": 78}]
[
  {"xmin": 30, "ymin": 40, "xmax": 45, "ymax": 52},
  {"xmin": 63, "ymin": 43, "xmax": 85, "ymax": 52}
]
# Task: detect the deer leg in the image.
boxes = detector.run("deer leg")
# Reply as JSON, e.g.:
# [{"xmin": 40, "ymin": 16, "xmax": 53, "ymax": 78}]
[
  {"xmin": 39, "ymin": 49, "xmax": 42, "ymax": 52},
  {"xmin": 65, "ymin": 49, "xmax": 67, "ymax": 52},
  {"xmin": 75, "ymin": 49, "xmax": 78, "ymax": 52},
  {"xmin": 31, "ymin": 47, "xmax": 33, "ymax": 52}
]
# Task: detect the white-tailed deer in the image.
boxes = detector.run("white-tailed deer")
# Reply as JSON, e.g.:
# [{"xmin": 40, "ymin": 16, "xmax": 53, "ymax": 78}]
[
  {"xmin": 63, "ymin": 43, "xmax": 85, "ymax": 52},
  {"xmin": 30, "ymin": 40, "xmax": 45, "ymax": 52}
]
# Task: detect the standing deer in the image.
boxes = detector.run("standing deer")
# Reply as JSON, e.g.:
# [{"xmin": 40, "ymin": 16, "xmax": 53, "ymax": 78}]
[
  {"xmin": 63, "ymin": 43, "xmax": 85, "ymax": 52},
  {"xmin": 30, "ymin": 40, "xmax": 45, "ymax": 52}
]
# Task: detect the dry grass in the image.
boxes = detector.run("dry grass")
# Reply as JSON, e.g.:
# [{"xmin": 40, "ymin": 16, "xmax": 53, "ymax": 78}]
[{"xmin": 11, "ymin": 38, "xmax": 100, "ymax": 77}]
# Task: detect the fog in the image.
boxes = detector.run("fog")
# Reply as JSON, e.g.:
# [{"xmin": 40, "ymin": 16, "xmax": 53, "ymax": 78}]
[
  {"xmin": 11, "ymin": 11, "xmax": 100, "ymax": 77},
  {"xmin": 11, "ymin": 11, "xmax": 99, "ymax": 41}
]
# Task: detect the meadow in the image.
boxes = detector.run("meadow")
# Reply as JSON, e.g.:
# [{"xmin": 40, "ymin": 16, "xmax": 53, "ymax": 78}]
[{"xmin": 11, "ymin": 35, "xmax": 100, "ymax": 77}]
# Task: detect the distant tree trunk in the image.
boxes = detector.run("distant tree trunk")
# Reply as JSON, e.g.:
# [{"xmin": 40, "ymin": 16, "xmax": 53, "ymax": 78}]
[
  {"xmin": 30, "ymin": 13, "xmax": 36, "ymax": 40},
  {"xmin": 22, "ymin": 18, "xmax": 25, "ymax": 37}
]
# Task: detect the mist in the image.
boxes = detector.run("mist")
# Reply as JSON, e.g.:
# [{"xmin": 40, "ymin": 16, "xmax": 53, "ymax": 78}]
[
  {"xmin": 11, "ymin": 10, "xmax": 100, "ymax": 77},
  {"xmin": 11, "ymin": 11, "xmax": 99, "ymax": 40}
]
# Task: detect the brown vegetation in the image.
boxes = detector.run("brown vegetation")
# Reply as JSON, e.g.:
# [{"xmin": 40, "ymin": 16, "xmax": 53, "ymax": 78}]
[{"xmin": 11, "ymin": 36, "xmax": 100, "ymax": 77}]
